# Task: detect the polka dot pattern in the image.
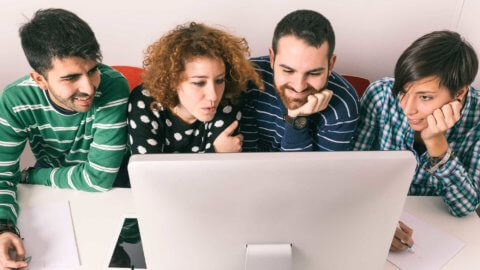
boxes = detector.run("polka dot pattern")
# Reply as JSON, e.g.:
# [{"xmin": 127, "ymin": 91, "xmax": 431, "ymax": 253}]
[
  {"xmin": 137, "ymin": 145, "xmax": 146, "ymax": 154},
  {"xmin": 140, "ymin": 115, "xmax": 150, "ymax": 123},
  {"xmin": 129, "ymin": 120, "xmax": 137, "ymax": 129},
  {"xmin": 147, "ymin": 139, "xmax": 158, "ymax": 146},
  {"xmin": 223, "ymin": 105, "xmax": 232, "ymax": 114},
  {"xmin": 128, "ymin": 86, "xmax": 241, "ymax": 155},
  {"xmin": 174, "ymin": 133, "xmax": 183, "ymax": 141}
]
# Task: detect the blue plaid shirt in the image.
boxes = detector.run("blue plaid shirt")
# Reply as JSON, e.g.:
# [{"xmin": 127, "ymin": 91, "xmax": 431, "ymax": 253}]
[{"xmin": 352, "ymin": 77, "xmax": 480, "ymax": 217}]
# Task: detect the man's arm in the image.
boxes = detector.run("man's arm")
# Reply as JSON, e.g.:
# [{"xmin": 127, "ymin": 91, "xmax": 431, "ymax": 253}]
[
  {"xmin": 26, "ymin": 71, "xmax": 130, "ymax": 191},
  {"xmin": 0, "ymin": 91, "xmax": 28, "ymax": 223},
  {"xmin": 0, "ymin": 93, "xmax": 29, "ymax": 268}
]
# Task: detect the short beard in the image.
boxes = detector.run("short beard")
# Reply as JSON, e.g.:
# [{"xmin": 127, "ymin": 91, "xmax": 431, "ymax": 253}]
[{"xmin": 275, "ymin": 78, "xmax": 329, "ymax": 110}]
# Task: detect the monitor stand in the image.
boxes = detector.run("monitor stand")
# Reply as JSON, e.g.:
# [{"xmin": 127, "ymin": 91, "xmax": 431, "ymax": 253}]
[{"xmin": 245, "ymin": 243, "xmax": 292, "ymax": 270}]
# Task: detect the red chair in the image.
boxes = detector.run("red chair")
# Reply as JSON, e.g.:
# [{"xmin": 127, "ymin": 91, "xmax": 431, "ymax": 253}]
[
  {"xmin": 112, "ymin": 65, "xmax": 144, "ymax": 91},
  {"xmin": 342, "ymin": 75, "xmax": 370, "ymax": 98}
]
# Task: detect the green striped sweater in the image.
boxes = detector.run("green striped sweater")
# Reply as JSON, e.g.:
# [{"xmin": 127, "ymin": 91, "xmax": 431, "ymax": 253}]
[{"xmin": 0, "ymin": 64, "xmax": 129, "ymax": 223}]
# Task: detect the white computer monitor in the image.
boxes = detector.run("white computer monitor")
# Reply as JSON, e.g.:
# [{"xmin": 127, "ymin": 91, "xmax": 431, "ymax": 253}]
[{"xmin": 128, "ymin": 151, "xmax": 416, "ymax": 270}]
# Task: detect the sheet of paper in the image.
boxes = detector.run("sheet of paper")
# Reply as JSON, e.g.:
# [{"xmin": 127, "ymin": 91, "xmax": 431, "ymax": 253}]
[
  {"xmin": 387, "ymin": 212, "xmax": 464, "ymax": 270},
  {"xmin": 17, "ymin": 200, "xmax": 80, "ymax": 270}
]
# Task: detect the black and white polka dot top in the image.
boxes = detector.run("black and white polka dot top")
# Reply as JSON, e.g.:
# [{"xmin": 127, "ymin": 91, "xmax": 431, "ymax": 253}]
[{"xmin": 127, "ymin": 85, "xmax": 241, "ymax": 154}]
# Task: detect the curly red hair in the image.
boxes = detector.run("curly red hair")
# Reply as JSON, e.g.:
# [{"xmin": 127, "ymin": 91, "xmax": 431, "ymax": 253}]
[{"xmin": 142, "ymin": 22, "xmax": 263, "ymax": 110}]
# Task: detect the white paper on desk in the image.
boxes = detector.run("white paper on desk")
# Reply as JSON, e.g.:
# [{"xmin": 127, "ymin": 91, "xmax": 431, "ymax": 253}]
[
  {"xmin": 17, "ymin": 200, "xmax": 80, "ymax": 270},
  {"xmin": 387, "ymin": 212, "xmax": 464, "ymax": 270}
]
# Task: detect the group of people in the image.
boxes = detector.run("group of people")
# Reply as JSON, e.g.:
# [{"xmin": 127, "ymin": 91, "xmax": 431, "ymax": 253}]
[{"xmin": 0, "ymin": 7, "xmax": 478, "ymax": 269}]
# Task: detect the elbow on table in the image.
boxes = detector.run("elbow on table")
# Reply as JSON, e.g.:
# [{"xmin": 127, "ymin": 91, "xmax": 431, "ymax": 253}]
[{"xmin": 448, "ymin": 205, "xmax": 478, "ymax": 218}]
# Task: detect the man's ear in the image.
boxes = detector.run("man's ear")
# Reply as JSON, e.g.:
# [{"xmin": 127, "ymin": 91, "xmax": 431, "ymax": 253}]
[
  {"xmin": 30, "ymin": 70, "xmax": 48, "ymax": 90},
  {"xmin": 268, "ymin": 47, "xmax": 275, "ymax": 70},
  {"xmin": 328, "ymin": 54, "xmax": 337, "ymax": 76}
]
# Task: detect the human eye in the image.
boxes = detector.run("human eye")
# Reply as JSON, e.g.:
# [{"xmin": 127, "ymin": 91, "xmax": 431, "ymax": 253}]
[
  {"xmin": 282, "ymin": 69, "xmax": 294, "ymax": 74},
  {"xmin": 192, "ymin": 81, "xmax": 206, "ymax": 87},
  {"xmin": 308, "ymin": 71, "xmax": 322, "ymax": 76},
  {"xmin": 419, "ymin": 95, "xmax": 433, "ymax": 101},
  {"xmin": 88, "ymin": 67, "xmax": 99, "ymax": 75},
  {"xmin": 215, "ymin": 78, "xmax": 225, "ymax": 85},
  {"xmin": 63, "ymin": 75, "xmax": 79, "ymax": 82}
]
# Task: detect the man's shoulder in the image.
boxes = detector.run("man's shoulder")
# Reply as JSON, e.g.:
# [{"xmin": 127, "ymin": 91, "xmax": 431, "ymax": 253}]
[
  {"xmin": 1, "ymin": 75, "xmax": 43, "ymax": 105},
  {"xmin": 3, "ymin": 75, "xmax": 39, "ymax": 93},
  {"xmin": 95, "ymin": 64, "xmax": 130, "ymax": 104},
  {"xmin": 250, "ymin": 55, "xmax": 271, "ymax": 67},
  {"xmin": 249, "ymin": 55, "xmax": 273, "ymax": 79},
  {"xmin": 328, "ymin": 72, "xmax": 359, "ymax": 97},
  {"xmin": 99, "ymin": 64, "xmax": 125, "ymax": 80},
  {"xmin": 246, "ymin": 55, "xmax": 275, "ymax": 96}
]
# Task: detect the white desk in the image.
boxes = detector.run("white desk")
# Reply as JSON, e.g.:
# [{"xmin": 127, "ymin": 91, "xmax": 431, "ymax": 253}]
[
  {"xmin": 18, "ymin": 184, "xmax": 135, "ymax": 269},
  {"xmin": 17, "ymin": 185, "xmax": 480, "ymax": 269},
  {"xmin": 384, "ymin": 197, "xmax": 480, "ymax": 269}
]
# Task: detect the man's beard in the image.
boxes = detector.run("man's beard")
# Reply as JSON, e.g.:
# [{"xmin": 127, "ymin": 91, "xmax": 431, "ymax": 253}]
[{"xmin": 275, "ymin": 80, "xmax": 329, "ymax": 110}]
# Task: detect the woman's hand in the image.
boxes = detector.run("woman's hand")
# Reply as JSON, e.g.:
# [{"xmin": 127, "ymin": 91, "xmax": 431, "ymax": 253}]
[{"xmin": 213, "ymin": 121, "xmax": 243, "ymax": 153}]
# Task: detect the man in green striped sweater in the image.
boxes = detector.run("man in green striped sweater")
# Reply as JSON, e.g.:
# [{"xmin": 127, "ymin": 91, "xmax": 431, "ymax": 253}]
[{"xmin": 0, "ymin": 9, "xmax": 129, "ymax": 268}]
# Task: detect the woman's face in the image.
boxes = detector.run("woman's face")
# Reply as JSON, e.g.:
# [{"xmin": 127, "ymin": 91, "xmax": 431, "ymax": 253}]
[
  {"xmin": 174, "ymin": 56, "xmax": 226, "ymax": 123},
  {"xmin": 399, "ymin": 76, "xmax": 457, "ymax": 131}
]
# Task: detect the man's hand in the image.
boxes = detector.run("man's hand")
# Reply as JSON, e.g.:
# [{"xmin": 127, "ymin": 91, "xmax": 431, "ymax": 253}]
[
  {"xmin": 0, "ymin": 232, "xmax": 27, "ymax": 270},
  {"xmin": 213, "ymin": 120, "xmax": 243, "ymax": 153},
  {"xmin": 390, "ymin": 221, "xmax": 414, "ymax": 252},
  {"xmin": 287, "ymin": 89, "xmax": 333, "ymax": 117},
  {"xmin": 421, "ymin": 99, "xmax": 462, "ymax": 141}
]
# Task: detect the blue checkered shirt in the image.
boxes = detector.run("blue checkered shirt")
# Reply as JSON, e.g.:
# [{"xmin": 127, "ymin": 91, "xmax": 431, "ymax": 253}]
[{"xmin": 352, "ymin": 77, "xmax": 480, "ymax": 217}]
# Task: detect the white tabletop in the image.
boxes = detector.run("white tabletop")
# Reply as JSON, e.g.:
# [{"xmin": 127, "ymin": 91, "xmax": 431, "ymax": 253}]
[
  {"xmin": 17, "ymin": 184, "xmax": 135, "ymax": 269},
  {"xmin": 17, "ymin": 185, "xmax": 480, "ymax": 269},
  {"xmin": 384, "ymin": 196, "xmax": 480, "ymax": 269}
]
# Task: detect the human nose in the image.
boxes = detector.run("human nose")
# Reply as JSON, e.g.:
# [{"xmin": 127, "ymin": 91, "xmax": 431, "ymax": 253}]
[
  {"xmin": 204, "ymin": 81, "xmax": 218, "ymax": 102},
  {"xmin": 78, "ymin": 76, "xmax": 96, "ymax": 96},
  {"xmin": 291, "ymin": 75, "xmax": 308, "ymax": 92},
  {"xmin": 401, "ymin": 94, "xmax": 417, "ymax": 115}
]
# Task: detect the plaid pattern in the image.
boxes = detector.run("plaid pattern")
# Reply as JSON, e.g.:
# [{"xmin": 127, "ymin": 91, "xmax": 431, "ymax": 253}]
[{"xmin": 352, "ymin": 77, "xmax": 480, "ymax": 217}]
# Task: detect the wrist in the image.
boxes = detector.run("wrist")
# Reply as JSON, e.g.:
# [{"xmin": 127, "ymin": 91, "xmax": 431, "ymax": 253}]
[
  {"xmin": 284, "ymin": 114, "xmax": 308, "ymax": 130},
  {"xmin": 426, "ymin": 147, "xmax": 454, "ymax": 174},
  {"xmin": 423, "ymin": 135, "xmax": 448, "ymax": 157},
  {"xmin": 286, "ymin": 109, "xmax": 299, "ymax": 118},
  {"xmin": 0, "ymin": 219, "xmax": 20, "ymax": 237},
  {"xmin": 20, "ymin": 167, "xmax": 34, "ymax": 184}
]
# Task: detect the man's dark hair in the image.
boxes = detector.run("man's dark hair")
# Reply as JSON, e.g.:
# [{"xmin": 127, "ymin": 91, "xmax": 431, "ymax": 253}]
[
  {"xmin": 19, "ymin": 8, "xmax": 102, "ymax": 76},
  {"xmin": 393, "ymin": 30, "xmax": 478, "ymax": 97},
  {"xmin": 272, "ymin": 9, "xmax": 335, "ymax": 59}
]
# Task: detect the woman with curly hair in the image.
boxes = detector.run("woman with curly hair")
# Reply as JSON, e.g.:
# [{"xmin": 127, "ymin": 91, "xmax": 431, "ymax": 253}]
[{"xmin": 128, "ymin": 22, "xmax": 262, "ymax": 154}]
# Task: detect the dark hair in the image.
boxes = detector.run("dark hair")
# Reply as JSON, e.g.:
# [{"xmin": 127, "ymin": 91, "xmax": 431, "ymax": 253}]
[
  {"xmin": 19, "ymin": 8, "xmax": 102, "ymax": 76},
  {"xmin": 393, "ymin": 30, "xmax": 478, "ymax": 97},
  {"xmin": 272, "ymin": 9, "xmax": 335, "ymax": 59}
]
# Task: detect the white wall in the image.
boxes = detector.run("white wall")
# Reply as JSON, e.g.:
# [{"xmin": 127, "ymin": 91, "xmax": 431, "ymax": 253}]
[
  {"xmin": 1, "ymin": 0, "xmax": 479, "ymax": 90},
  {"xmin": 457, "ymin": 0, "xmax": 480, "ymax": 88},
  {"xmin": 1, "ymin": 0, "xmax": 478, "ymax": 168}
]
